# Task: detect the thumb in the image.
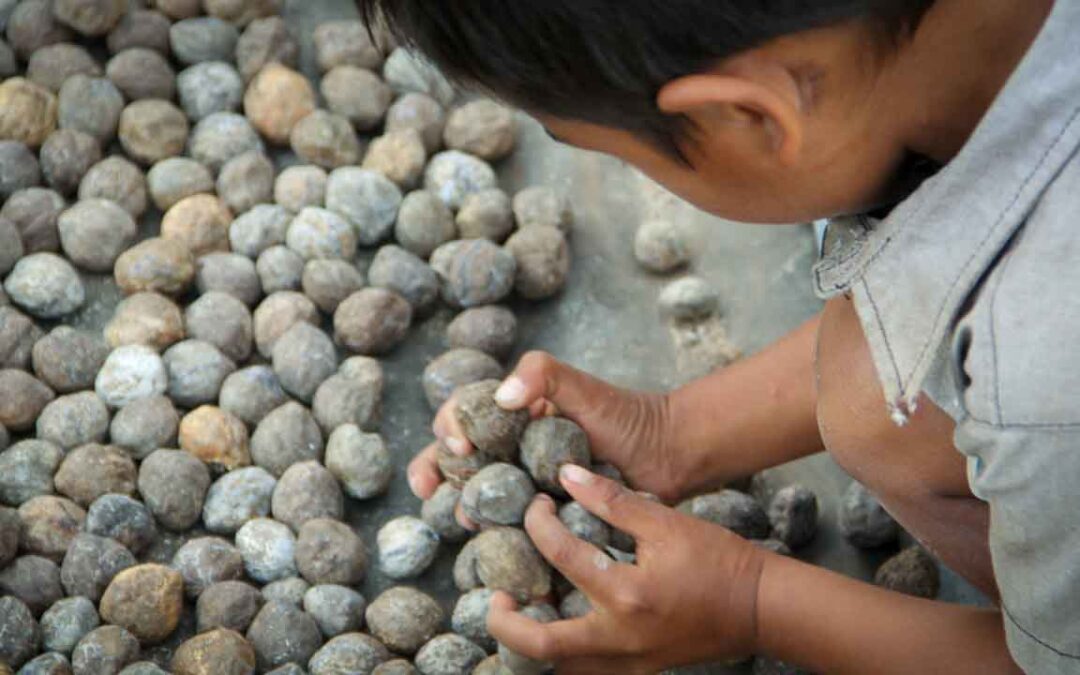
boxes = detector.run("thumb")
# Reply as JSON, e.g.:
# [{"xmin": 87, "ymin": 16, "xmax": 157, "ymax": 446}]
[{"xmin": 494, "ymin": 351, "xmax": 623, "ymax": 420}]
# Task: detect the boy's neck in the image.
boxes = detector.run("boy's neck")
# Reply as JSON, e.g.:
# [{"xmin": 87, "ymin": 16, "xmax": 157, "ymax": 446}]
[{"xmin": 892, "ymin": 0, "xmax": 1055, "ymax": 164}]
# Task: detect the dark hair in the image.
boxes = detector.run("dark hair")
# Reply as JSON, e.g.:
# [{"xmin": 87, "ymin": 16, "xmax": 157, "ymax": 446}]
[{"xmin": 361, "ymin": 1, "xmax": 934, "ymax": 153}]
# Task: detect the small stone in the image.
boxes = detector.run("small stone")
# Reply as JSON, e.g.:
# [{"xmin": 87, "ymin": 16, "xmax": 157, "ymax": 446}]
[
  {"xmin": 115, "ymin": 239, "xmax": 196, "ymax": 297},
  {"xmin": 19, "ymin": 652, "xmax": 70, "ymax": 674},
  {"xmin": 447, "ymin": 306, "xmax": 517, "ymax": 360},
  {"xmin": 767, "ymin": 484, "xmax": 819, "ymax": 550},
  {"xmin": 314, "ymin": 20, "xmax": 383, "ymax": 72},
  {"xmin": 321, "ymin": 65, "xmax": 393, "ymax": 132},
  {"xmin": 219, "ymin": 366, "xmax": 288, "ymax": 427},
  {"xmin": 235, "ymin": 518, "xmax": 296, "ymax": 583},
  {"xmin": 874, "ymin": 546, "xmax": 941, "ymax": 599},
  {"xmin": 634, "ymin": 219, "xmax": 690, "ymax": 274},
  {"xmin": 512, "ymin": 187, "xmax": 572, "ymax": 233},
  {"xmin": 497, "ymin": 604, "xmax": 558, "ymax": 675},
  {"xmin": 424, "ymin": 151, "xmax": 496, "ymax": 211},
  {"xmin": 0, "ymin": 597, "xmax": 40, "ymax": 668},
  {"xmin": 59, "ymin": 533, "xmax": 135, "ymax": 602},
  {"xmin": 105, "ymin": 48, "xmax": 176, "ymax": 101},
  {"xmin": 188, "ymin": 112, "xmax": 264, "ymax": 174},
  {"xmin": 146, "ymin": 158, "xmax": 214, "ymax": 212},
  {"xmin": 286, "ymin": 207, "xmax": 357, "ymax": 262},
  {"xmin": 295, "ymin": 518, "xmax": 366, "ymax": 586},
  {"xmin": 271, "ymin": 461, "xmax": 343, "ymax": 532},
  {"xmin": 363, "ymin": 129, "xmax": 427, "ymax": 189},
  {"xmin": 196, "ymin": 253, "xmax": 262, "ymax": 308},
  {"xmin": 416, "ymin": 634, "xmax": 486, "ymax": 675},
  {"xmin": 382, "ymin": 48, "xmax": 454, "ymax": 106},
  {"xmin": 246, "ymin": 601, "xmax": 323, "ymax": 671},
  {"xmin": 79, "ymin": 156, "xmax": 147, "ymax": 218},
  {"xmin": 0, "ymin": 307, "xmax": 42, "ymax": 371},
  {"xmin": 333, "ymin": 288, "xmax": 412, "ymax": 356},
  {"xmin": 104, "ymin": 293, "xmax": 185, "ymax": 353},
  {"xmin": 249, "ymin": 399, "xmax": 324, "ymax": 479},
  {"xmin": 395, "ymin": 190, "xmax": 455, "ymax": 259},
  {"xmin": 443, "ymin": 101, "xmax": 516, "ymax": 162},
  {"xmin": 454, "ymin": 380, "xmax": 529, "ymax": 461},
  {"xmin": 558, "ymin": 501, "xmax": 611, "ymax": 549},
  {"xmin": 5, "ymin": 191, "xmax": 64, "ymax": 262},
  {"xmin": 161, "ymin": 194, "xmax": 233, "ymax": 257},
  {"xmin": 0, "ymin": 371, "xmax": 54, "ymax": 433},
  {"xmin": 504, "ymin": 225, "xmax": 570, "ymax": 300},
  {"xmin": 559, "ymin": 589, "xmax": 592, "ymax": 620},
  {"xmin": 367, "ymin": 244, "xmax": 439, "ymax": 313},
  {"xmin": 377, "ymin": 516, "xmax": 439, "ymax": 580},
  {"xmin": 679, "ymin": 490, "xmax": 770, "ymax": 540},
  {"xmin": 41, "ymin": 596, "xmax": 99, "ymax": 655},
  {"xmin": 171, "ymin": 628, "xmax": 256, "ymax": 675},
  {"xmin": 217, "ymin": 151, "xmax": 274, "ymax": 215},
  {"xmin": 57, "ymin": 198, "xmax": 137, "ymax": 272},
  {"xmin": 301, "ymin": 259, "xmax": 364, "ymax": 314},
  {"xmin": 325, "ymin": 167, "xmax": 402, "ymax": 246},
  {"xmin": 94, "ymin": 345, "xmax": 168, "ymax": 408},
  {"xmin": 290, "ymin": 110, "xmax": 362, "ymax": 170},
  {"xmin": 0, "ymin": 78, "xmax": 57, "ymax": 148},
  {"xmin": 149, "ymin": 0, "xmax": 200, "ymax": 20},
  {"xmin": 17, "ymin": 496, "xmax": 85, "ymax": 561},
  {"xmin": 461, "ymin": 463, "xmax": 535, "ymax": 527},
  {"xmin": 138, "ymin": 449, "xmax": 211, "ymax": 531},
  {"xmin": 469, "ymin": 527, "xmax": 551, "ymax": 602},
  {"xmin": 312, "ymin": 357, "xmax": 383, "ymax": 433},
  {"xmin": 85, "ymin": 494, "xmax": 157, "ymax": 555},
  {"xmin": 274, "ymin": 165, "xmax": 325, "ymax": 212},
  {"xmin": 27, "ymin": 43, "xmax": 100, "ymax": 93},
  {"xmin": 99, "ymin": 563, "xmax": 184, "ymax": 644},
  {"xmin": 385, "ymin": 93, "xmax": 445, "ymax": 154},
  {"xmin": 196, "ymin": 580, "xmax": 264, "ymax": 634},
  {"xmin": 202, "ymin": 466, "xmax": 277, "ymax": 535},
  {"xmin": 323, "ymin": 425, "xmax": 391, "ymax": 499},
  {"xmin": 519, "ymin": 417, "xmax": 591, "ymax": 496},
  {"xmin": 271, "ymin": 322, "xmax": 336, "ymax": 403},
  {"xmin": 118, "ymin": 100, "xmax": 189, "ymax": 166},
  {"xmin": 372, "ymin": 660, "xmax": 417, "ymax": 675},
  {"xmin": 31, "ymin": 327, "xmax": 106, "ymax": 394},
  {"xmin": 365, "ymin": 587, "xmax": 444, "ymax": 656},
  {"xmin": 0, "ymin": 440, "xmax": 63, "ymax": 506},
  {"xmin": 35, "ymin": 392, "xmax": 109, "ymax": 450},
  {"xmin": 658, "ymin": 276, "xmax": 719, "ymax": 321},
  {"xmin": 4, "ymin": 254, "xmax": 84, "ymax": 319},
  {"xmin": 303, "ymin": 585, "xmax": 365, "ymax": 638},
  {"xmin": 421, "ymin": 348, "xmax": 504, "ymax": 411},
  {"xmin": 172, "ymin": 537, "xmax": 244, "ymax": 599},
  {"xmin": 421, "ymin": 483, "xmax": 468, "ymax": 544},
  {"xmin": 456, "ymin": 189, "xmax": 514, "ymax": 243},
  {"xmin": 308, "ymin": 634, "xmax": 389, "ymax": 675},
  {"xmin": 244, "ymin": 63, "xmax": 316, "ymax": 145},
  {"xmin": 57, "ymin": 75, "xmax": 122, "ymax": 145},
  {"xmin": 71, "ymin": 625, "xmax": 140, "ymax": 675},
  {"xmin": 0, "ymin": 555, "xmax": 62, "ymax": 618},
  {"xmin": 436, "ymin": 442, "xmax": 490, "ymax": 491},
  {"xmin": 40, "ymin": 129, "xmax": 101, "ymax": 197},
  {"xmin": 838, "ymin": 482, "xmax": 899, "ymax": 548},
  {"xmin": 203, "ymin": 0, "xmax": 279, "ymax": 26},
  {"xmin": 0, "ymin": 218, "xmax": 23, "ymax": 277},
  {"xmin": 236, "ymin": 16, "xmax": 298, "ymax": 82},
  {"xmin": 175, "ymin": 62, "xmax": 243, "ymax": 127},
  {"xmin": 53, "ymin": 444, "xmax": 136, "ymax": 507},
  {"xmin": 252, "ymin": 291, "xmax": 319, "ymax": 358},
  {"xmin": 170, "ymin": 17, "xmax": 239, "ymax": 66},
  {"xmin": 178, "ymin": 405, "xmax": 250, "ymax": 472},
  {"xmin": 52, "ymin": 0, "xmax": 125, "ymax": 37},
  {"xmin": 256, "ymin": 245, "xmax": 304, "ymax": 294},
  {"xmin": 451, "ymin": 588, "xmax": 495, "ymax": 652},
  {"xmin": 7, "ymin": 1, "xmax": 72, "ymax": 60},
  {"xmin": 261, "ymin": 577, "xmax": 308, "ymax": 607},
  {"xmin": 106, "ymin": 10, "xmax": 171, "ymax": 55},
  {"xmin": 185, "ymin": 291, "xmax": 254, "ymax": 362},
  {"xmin": 230, "ymin": 204, "xmax": 291, "ymax": 259},
  {"xmin": 430, "ymin": 239, "xmax": 516, "ymax": 308}
]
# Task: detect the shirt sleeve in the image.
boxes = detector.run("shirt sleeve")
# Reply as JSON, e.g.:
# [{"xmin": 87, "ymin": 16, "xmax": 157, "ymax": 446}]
[{"xmin": 954, "ymin": 418, "xmax": 1080, "ymax": 673}]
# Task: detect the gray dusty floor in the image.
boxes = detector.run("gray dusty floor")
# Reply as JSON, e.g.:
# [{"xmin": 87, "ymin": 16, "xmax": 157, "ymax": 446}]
[{"xmin": 64, "ymin": 1, "xmax": 980, "ymax": 671}]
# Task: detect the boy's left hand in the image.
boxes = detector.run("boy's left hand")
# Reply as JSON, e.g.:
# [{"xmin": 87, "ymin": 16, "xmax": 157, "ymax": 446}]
[{"xmin": 488, "ymin": 465, "xmax": 767, "ymax": 674}]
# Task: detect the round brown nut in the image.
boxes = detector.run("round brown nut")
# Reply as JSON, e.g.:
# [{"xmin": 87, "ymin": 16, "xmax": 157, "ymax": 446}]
[
  {"xmin": 243, "ymin": 63, "xmax": 316, "ymax": 145},
  {"xmin": 52, "ymin": 0, "xmax": 126, "ymax": 37},
  {"xmin": 301, "ymin": 259, "xmax": 363, "ymax": 315},
  {"xmin": 249, "ymin": 402, "xmax": 324, "ymax": 478},
  {"xmin": 57, "ymin": 198, "xmax": 137, "ymax": 272},
  {"xmin": 455, "ymin": 188, "xmax": 514, "ymax": 242},
  {"xmin": 54, "ymin": 443, "xmax": 137, "ymax": 507},
  {"xmin": 385, "ymin": 92, "xmax": 445, "ymax": 154},
  {"xmin": 394, "ymin": 190, "xmax": 455, "ymax": 260},
  {"xmin": 118, "ymin": 100, "xmax": 189, "ymax": 166},
  {"xmin": 115, "ymin": 238, "xmax": 196, "ymax": 296},
  {"xmin": 105, "ymin": 292, "xmax": 186, "ymax": 351},
  {"xmin": 161, "ymin": 194, "xmax": 234, "ymax": 257},
  {"xmin": 313, "ymin": 20, "xmax": 383, "ymax": 72},
  {"xmin": 217, "ymin": 151, "xmax": 274, "ymax": 215},
  {"xmin": 171, "ymin": 628, "xmax": 257, "ymax": 675},
  {"xmin": 271, "ymin": 322, "xmax": 337, "ymax": 403},
  {"xmin": 7, "ymin": 1, "xmax": 74, "ymax": 60},
  {"xmin": 203, "ymin": 0, "xmax": 280, "ymax": 26},
  {"xmin": 79, "ymin": 155, "xmax": 147, "ymax": 218},
  {"xmin": 147, "ymin": 157, "xmax": 215, "ymax": 212},
  {"xmin": 274, "ymin": 165, "xmax": 326, "ymax": 212},
  {"xmin": 504, "ymin": 225, "xmax": 571, "ymax": 300},
  {"xmin": 471, "ymin": 527, "xmax": 551, "ymax": 602},
  {"xmin": 106, "ymin": 47, "xmax": 176, "ymax": 101},
  {"xmin": 17, "ymin": 495, "xmax": 86, "ymax": 561},
  {"xmin": 321, "ymin": 65, "xmax": 393, "ymax": 131},
  {"xmin": 289, "ymin": 110, "xmax": 361, "ymax": 170},
  {"xmin": 99, "ymin": 563, "xmax": 184, "ymax": 644},
  {"xmin": 0, "ymin": 306, "xmax": 40, "ymax": 371},
  {"xmin": 270, "ymin": 461, "xmax": 343, "ymax": 532},
  {"xmin": 461, "ymin": 463, "xmax": 536, "ymax": 527},
  {"xmin": 453, "ymin": 379, "xmax": 529, "ymax": 461},
  {"xmin": 874, "ymin": 546, "xmax": 941, "ymax": 599},
  {"xmin": 520, "ymin": 417, "xmax": 591, "ymax": 496},
  {"xmin": 138, "ymin": 449, "xmax": 211, "ymax": 532},
  {"xmin": 430, "ymin": 239, "xmax": 516, "ymax": 308},
  {"xmin": 27, "ymin": 42, "xmax": 101, "ymax": 93},
  {"xmin": 421, "ymin": 348, "xmax": 504, "ymax": 411},
  {"xmin": 294, "ymin": 517, "xmax": 367, "ymax": 586},
  {"xmin": 362, "ymin": 129, "xmax": 427, "ymax": 188},
  {"xmin": 40, "ymin": 128, "xmax": 102, "ymax": 197},
  {"xmin": 446, "ymin": 305, "xmax": 517, "ymax": 360},
  {"xmin": 0, "ymin": 77, "xmax": 57, "ymax": 147},
  {"xmin": 443, "ymin": 100, "xmax": 517, "ymax": 162},
  {"xmin": 364, "ymin": 587, "xmax": 443, "ymax": 656},
  {"xmin": 189, "ymin": 112, "xmax": 265, "ymax": 173},
  {"xmin": 179, "ymin": 406, "xmax": 251, "ymax": 473},
  {"xmin": 185, "ymin": 290, "xmax": 254, "ymax": 362},
  {"xmin": 236, "ymin": 16, "xmax": 299, "ymax": 82},
  {"xmin": 2, "ymin": 187, "xmax": 62, "ymax": 253},
  {"xmin": 333, "ymin": 288, "xmax": 412, "ymax": 356},
  {"xmin": 513, "ymin": 186, "xmax": 573, "ymax": 233},
  {"xmin": 57, "ymin": 75, "xmax": 123, "ymax": 145},
  {"xmin": 252, "ymin": 291, "xmax": 319, "ymax": 358},
  {"xmin": 107, "ymin": 9, "xmax": 172, "ymax": 55},
  {"xmin": 32, "ymin": 326, "xmax": 109, "ymax": 393}
]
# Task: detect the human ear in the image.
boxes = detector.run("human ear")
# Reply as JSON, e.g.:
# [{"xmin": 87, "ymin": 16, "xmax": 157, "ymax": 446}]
[{"xmin": 657, "ymin": 63, "xmax": 806, "ymax": 166}]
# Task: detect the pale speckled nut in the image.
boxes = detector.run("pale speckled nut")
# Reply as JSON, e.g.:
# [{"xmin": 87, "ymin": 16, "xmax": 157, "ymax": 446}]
[
  {"xmin": 838, "ymin": 481, "xmax": 899, "ymax": 549},
  {"xmin": 321, "ymin": 65, "xmax": 394, "ymax": 131},
  {"xmin": 177, "ymin": 61, "xmax": 245, "ymax": 122},
  {"xmin": 105, "ymin": 48, "xmax": 176, "ymax": 101},
  {"xmin": 512, "ymin": 186, "xmax": 573, "ymax": 233},
  {"xmin": 767, "ymin": 484, "xmax": 819, "ymax": 550},
  {"xmin": 519, "ymin": 416, "xmax": 591, "ymax": 496},
  {"xmin": 679, "ymin": 489, "xmax": 770, "ymax": 540},
  {"xmin": 364, "ymin": 586, "xmax": 444, "ymax": 656},
  {"xmin": 257, "ymin": 246, "xmax": 303, "ymax": 294},
  {"xmin": 271, "ymin": 322, "xmax": 337, "ymax": 404},
  {"xmin": 324, "ymin": 425, "xmax": 391, "ymax": 499},
  {"xmin": 423, "ymin": 150, "xmax": 496, "ymax": 211},
  {"xmin": 195, "ymin": 253, "xmax": 262, "ymax": 308},
  {"xmin": 382, "ymin": 47, "xmax": 455, "ymax": 106},
  {"xmin": 362, "ymin": 129, "xmax": 427, "ymax": 188},
  {"xmin": 333, "ymin": 288, "xmax": 412, "ymax": 356},
  {"xmin": 3, "ymin": 253, "xmax": 84, "ymax": 319},
  {"xmin": 235, "ymin": 518, "xmax": 297, "ymax": 584},
  {"xmin": 0, "ymin": 306, "xmax": 40, "ymax": 371},
  {"xmin": 244, "ymin": 63, "xmax": 316, "ymax": 145},
  {"xmin": 471, "ymin": 527, "xmax": 552, "ymax": 602},
  {"xmin": 285, "ymin": 207, "xmax": 357, "ymax": 262},
  {"xmin": 366, "ymin": 244, "xmax": 439, "ymax": 314},
  {"xmin": 460, "ymin": 462, "xmax": 536, "ymax": 527},
  {"xmin": 414, "ymin": 634, "xmax": 486, "ymax": 675},
  {"xmin": 303, "ymin": 584, "xmax": 366, "ymax": 638},
  {"xmin": 430, "ymin": 239, "xmax": 517, "ymax": 309},
  {"xmin": 311, "ymin": 357, "xmax": 383, "ymax": 434},
  {"xmin": 455, "ymin": 188, "xmax": 514, "ymax": 242},
  {"xmin": 394, "ymin": 190, "xmax": 455, "ymax": 260},
  {"xmin": 57, "ymin": 198, "xmax": 137, "ymax": 273},
  {"xmin": 325, "ymin": 167, "xmax": 402, "ymax": 246},
  {"xmin": 188, "ymin": 112, "xmax": 265, "ymax": 174},
  {"xmin": 114, "ymin": 238, "xmax": 196, "ymax": 297},
  {"xmin": 289, "ymin": 110, "xmax": 362, "ymax": 170},
  {"xmin": 385, "ymin": 92, "xmax": 445, "ymax": 154},
  {"xmin": 504, "ymin": 225, "xmax": 571, "ymax": 300},
  {"xmin": 252, "ymin": 291, "xmax": 319, "ymax": 358},
  {"xmin": 454, "ymin": 378, "xmax": 531, "ymax": 460},
  {"xmin": 229, "ymin": 204, "xmax": 291, "ymax": 259},
  {"xmin": 236, "ymin": 16, "xmax": 300, "ymax": 82},
  {"xmin": 443, "ymin": 100, "xmax": 517, "ymax": 162},
  {"xmin": 201, "ymin": 466, "xmax": 276, "ymax": 536},
  {"xmin": 108, "ymin": 395, "xmax": 178, "ymax": 461},
  {"xmin": 218, "ymin": 366, "xmax": 289, "ymax": 428},
  {"xmin": 0, "ymin": 77, "xmax": 57, "ymax": 148},
  {"xmin": 118, "ymin": 100, "xmax": 189, "ymax": 166},
  {"xmin": 376, "ymin": 516, "xmax": 439, "ymax": 580},
  {"xmin": 26, "ymin": 43, "xmax": 101, "ymax": 94},
  {"xmin": 247, "ymin": 599, "xmax": 323, "ymax": 671},
  {"xmin": 634, "ymin": 219, "xmax": 690, "ymax": 274},
  {"xmin": 658, "ymin": 275, "xmax": 719, "ymax": 321},
  {"xmin": 163, "ymin": 340, "xmax": 237, "ymax": 409},
  {"xmin": 451, "ymin": 588, "xmax": 496, "ymax": 651},
  {"xmin": 421, "ymin": 483, "xmax": 469, "ymax": 544},
  {"xmin": 171, "ymin": 536, "xmax": 244, "ymax": 599},
  {"xmin": 169, "ymin": 17, "xmax": 239, "ymax": 66},
  {"xmin": 421, "ymin": 348, "xmax": 504, "ymax": 411},
  {"xmin": 274, "ymin": 165, "xmax": 326, "ymax": 213},
  {"xmin": 104, "ymin": 292, "xmax": 185, "ymax": 352},
  {"xmin": 558, "ymin": 501, "xmax": 611, "ymax": 549},
  {"xmin": 40, "ymin": 128, "xmax": 101, "ymax": 197},
  {"xmin": 216, "ymin": 151, "xmax": 275, "ymax": 215},
  {"xmin": 78, "ymin": 155, "xmax": 147, "ymax": 218},
  {"xmin": 147, "ymin": 157, "xmax": 215, "ymax": 212},
  {"xmin": 301, "ymin": 259, "xmax": 364, "ymax": 315},
  {"xmin": 314, "ymin": 20, "xmax": 384, "ymax": 72},
  {"xmin": 94, "ymin": 344, "xmax": 167, "ymax": 408},
  {"xmin": 249, "ymin": 401, "xmax": 324, "ymax": 478},
  {"xmin": 161, "ymin": 193, "xmax": 234, "ymax": 257},
  {"xmin": 307, "ymin": 633, "xmax": 390, "ymax": 675}
]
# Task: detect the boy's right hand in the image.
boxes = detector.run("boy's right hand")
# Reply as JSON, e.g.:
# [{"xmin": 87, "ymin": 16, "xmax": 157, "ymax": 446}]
[{"xmin": 408, "ymin": 351, "xmax": 685, "ymax": 506}]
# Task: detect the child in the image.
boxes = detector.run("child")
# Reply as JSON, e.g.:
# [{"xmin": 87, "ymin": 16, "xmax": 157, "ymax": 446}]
[{"xmin": 364, "ymin": 1, "xmax": 1072, "ymax": 672}]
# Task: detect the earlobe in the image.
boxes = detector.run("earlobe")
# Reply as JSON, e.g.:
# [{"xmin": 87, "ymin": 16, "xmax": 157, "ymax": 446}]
[{"xmin": 658, "ymin": 70, "xmax": 805, "ymax": 167}]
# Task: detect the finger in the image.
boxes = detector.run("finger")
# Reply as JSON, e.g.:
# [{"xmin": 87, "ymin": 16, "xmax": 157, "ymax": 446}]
[
  {"xmin": 528, "ymin": 398, "xmax": 558, "ymax": 419},
  {"xmin": 488, "ymin": 592, "xmax": 604, "ymax": 661},
  {"xmin": 495, "ymin": 351, "xmax": 620, "ymax": 417},
  {"xmin": 432, "ymin": 394, "xmax": 471, "ymax": 456},
  {"xmin": 454, "ymin": 499, "xmax": 478, "ymax": 531},
  {"xmin": 407, "ymin": 442, "xmax": 441, "ymax": 499},
  {"xmin": 558, "ymin": 656, "xmax": 648, "ymax": 675},
  {"xmin": 559, "ymin": 465, "xmax": 669, "ymax": 540},
  {"xmin": 524, "ymin": 495, "xmax": 634, "ymax": 601}
]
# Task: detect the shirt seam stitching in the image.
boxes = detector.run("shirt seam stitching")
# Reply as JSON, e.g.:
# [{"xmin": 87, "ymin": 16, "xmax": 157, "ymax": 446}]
[
  {"xmin": 1004, "ymin": 603, "xmax": 1080, "ymax": 660},
  {"xmin": 964, "ymin": 415, "xmax": 1080, "ymax": 430},
  {"xmin": 861, "ymin": 277, "xmax": 904, "ymax": 390}
]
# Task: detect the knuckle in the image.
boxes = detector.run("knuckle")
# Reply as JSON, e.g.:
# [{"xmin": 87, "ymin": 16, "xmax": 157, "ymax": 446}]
[
  {"xmin": 613, "ymin": 586, "xmax": 649, "ymax": 614},
  {"xmin": 531, "ymin": 631, "xmax": 560, "ymax": 660}
]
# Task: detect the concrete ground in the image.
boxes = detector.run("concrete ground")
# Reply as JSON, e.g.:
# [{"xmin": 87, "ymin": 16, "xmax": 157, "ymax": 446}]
[{"xmin": 69, "ymin": 1, "xmax": 980, "ymax": 671}]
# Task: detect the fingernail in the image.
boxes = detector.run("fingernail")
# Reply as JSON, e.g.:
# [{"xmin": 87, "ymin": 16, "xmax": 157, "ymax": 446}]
[
  {"xmin": 495, "ymin": 377, "xmax": 526, "ymax": 406},
  {"xmin": 534, "ymin": 493, "xmax": 555, "ymax": 509},
  {"xmin": 560, "ymin": 464, "xmax": 593, "ymax": 485},
  {"xmin": 407, "ymin": 473, "xmax": 421, "ymax": 496},
  {"xmin": 446, "ymin": 437, "xmax": 467, "ymax": 456}
]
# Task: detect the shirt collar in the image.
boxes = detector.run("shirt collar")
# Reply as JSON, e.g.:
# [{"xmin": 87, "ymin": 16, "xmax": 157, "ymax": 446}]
[{"xmin": 813, "ymin": 0, "xmax": 1080, "ymax": 421}]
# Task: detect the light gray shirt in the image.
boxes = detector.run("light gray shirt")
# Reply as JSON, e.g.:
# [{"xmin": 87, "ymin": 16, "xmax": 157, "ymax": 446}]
[{"xmin": 814, "ymin": 0, "xmax": 1080, "ymax": 670}]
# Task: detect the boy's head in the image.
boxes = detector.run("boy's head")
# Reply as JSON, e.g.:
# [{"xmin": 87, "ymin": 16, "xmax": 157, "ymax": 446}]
[{"xmin": 361, "ymin": 1, "xmax": 936, "ymax": 223}]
